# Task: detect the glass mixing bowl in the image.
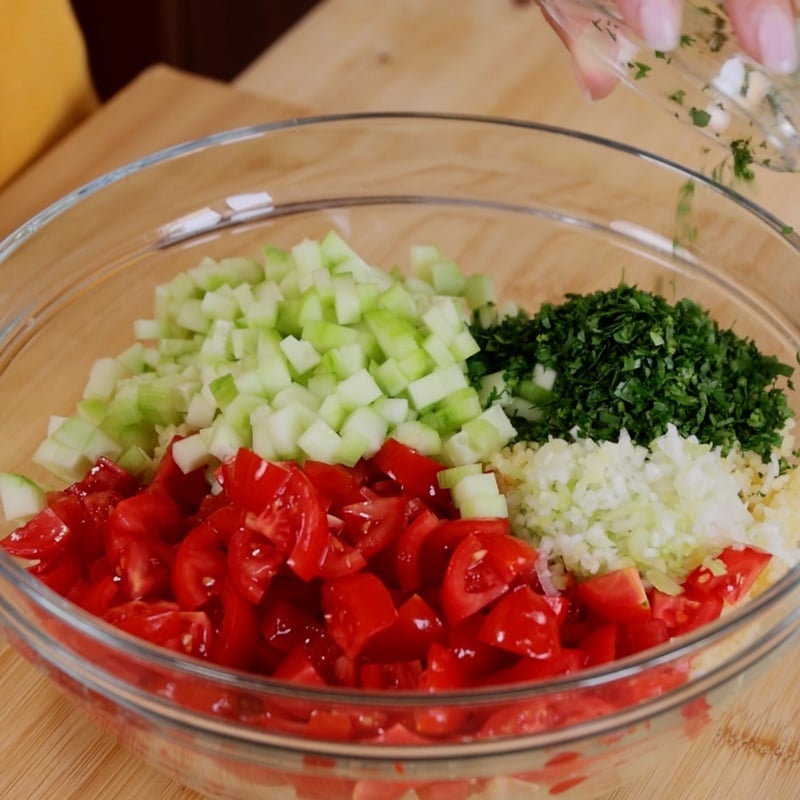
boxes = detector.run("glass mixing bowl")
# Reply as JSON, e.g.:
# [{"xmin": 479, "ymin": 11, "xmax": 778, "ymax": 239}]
[{"xmin": 0, "ymin": 113, "xmax": 799, "ymax": 800}]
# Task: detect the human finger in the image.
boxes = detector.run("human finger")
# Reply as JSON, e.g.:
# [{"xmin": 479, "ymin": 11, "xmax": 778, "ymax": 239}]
[
  {"xmin": 724, "ymin": 0, "xmax": 799, "ymax": 74},
  {"xmin": 614, "ymin": 0, "xmax": 683, "ymax": 51}
]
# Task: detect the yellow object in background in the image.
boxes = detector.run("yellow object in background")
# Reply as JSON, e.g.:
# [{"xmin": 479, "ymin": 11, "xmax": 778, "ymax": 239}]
[{"xmin": 1, "ymin": 0, "xmax": 98, "ymax": 188}]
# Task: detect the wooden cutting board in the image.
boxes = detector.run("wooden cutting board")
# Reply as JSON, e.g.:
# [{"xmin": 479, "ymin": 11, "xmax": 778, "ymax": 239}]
[{"xmin": 0, "ymin": 1, "xmax": 798, "ymax": 798}]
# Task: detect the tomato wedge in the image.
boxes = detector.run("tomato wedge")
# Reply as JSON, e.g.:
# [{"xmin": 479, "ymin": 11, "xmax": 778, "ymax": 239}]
[
  {"xmin": 576, "ymin": 566, "xmax": 651, "ymax": 624},
  {"xmin": 322, "ymin": 572, "xmax": 398, "ymax": 659},
  {"xmin": 171, "ymin": 521, "xmax": 228, "ymax": 610},
  {"xmin": 217, "ymin": 448, "xmax": 292, "ymax": 515},
  {"xmin": 341, "ymin": 495, "xmax": 406, "ymax": 559},
  {"xmin": 478, "ymin": 585, "xmax": 562, "ymax": 659},
  {"xmin": 684, "ymin": 545, "xmax": 772, "ymax": 605},
  {"xmin": 370, "ymin": 438, "xmax": 453, "ymax": 512},
  {"xmin": 227, "ymin": 526, "xmax": 284, "ymax": 605},
  {"xmin": 440, "ymin": 532, "xmax": 536, "ymax": 625}
]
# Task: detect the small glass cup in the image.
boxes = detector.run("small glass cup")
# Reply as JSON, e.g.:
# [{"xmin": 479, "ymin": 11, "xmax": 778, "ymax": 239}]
[{"xmin": 540, "ymin": 0, "xmax": 800, "ymax": 173}]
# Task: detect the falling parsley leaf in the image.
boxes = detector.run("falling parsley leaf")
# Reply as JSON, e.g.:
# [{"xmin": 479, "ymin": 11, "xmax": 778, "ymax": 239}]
[
  {"xmin": 668, "ymin": 89, "xmax": 686, "ymax": 105},
  {"xmin": 782, "ymin": 225, "xmax": 794, "ymax": 236},
  {"xmin": 680, "ymin": 34, "xmax": 695, "ymax": 47},
  {"xmin": 689, "ymin": 107, "xmax": 711, "ymax": 127},
  {"xmin": 629, "ymin": 61, "xmax": 652, "ymax": 79},
  {"xmin": 730, "ymin": 139, "xmax": 755, "ymax": 181}
]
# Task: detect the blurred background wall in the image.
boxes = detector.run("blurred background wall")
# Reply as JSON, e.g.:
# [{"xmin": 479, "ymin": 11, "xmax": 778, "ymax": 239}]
[{"xmin": 70, "ymin": 0, "xmax": 322, "ymax": 100}]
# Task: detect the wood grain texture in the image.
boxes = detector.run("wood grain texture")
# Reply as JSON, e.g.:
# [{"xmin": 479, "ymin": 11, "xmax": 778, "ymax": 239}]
[
  {"xmin": 0, "ymin": 64, "xmax": 301, "ymax": 240},
  {"xmin": 0, "ymin": 1, "xmax": 798, "ymax": 798},
  {"xmin": 236, "ymin": 0, "xmax": 800, "ymax": 230}
]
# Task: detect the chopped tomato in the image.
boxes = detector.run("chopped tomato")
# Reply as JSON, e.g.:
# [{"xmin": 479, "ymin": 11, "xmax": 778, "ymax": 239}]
[
  {"xmin": 575, "ymin": 566, "xmax": 651, "ymax": 624},
  {"xmin": 322, "ymin": 572, "xmax": 398, "ymax": 659},
  {"xmin": 650, "ymin": 587, "xmax": 724, "ymax": 636},
  {"xmin": 301, "ymin": 460, "xmax": 368, "ymax": 512},
  {"xmin": 283, "ymin": 466, "xmax": 330, "ymax": 581},
  {"xmin": 117, "ymin": 537, "xmax": 174, "ymax": 601},
  {"xmin": 440, "ymin": 532, "xmax": 534, "ymax": 625},
  {"xmin": 1, "ymin": 506, "xmax": 72, "ymax": 560},
  {"xmin": 29, "ymin": 547, "xmax": 82, "ymax": 596},
  {"xmin": 171, "ymin": 521, "xmax": 228, "ymax": 610},
  {"xmin": 148, "ymin": 439, "xmax": 209, "ymax": 512},
  {"xmin": 68, "ymin": 455, "xmax": 140, "ymax": 498},
  {"xmin": 370, "ymin": 438, "xmax": 453, "ymax": 512},
  {"xmin": 5, "ymin": 446, "xmax": 756, "ymax": 745},
  {"xmin": 227, "ymin": 526, "xmax": 284, "ymax": 605},
  {"xmin": 318, "ymin": 534, "xmax": 367, "ymax": 578},
  {"xmin": 623, "ymin": 618, "xmax": 670, "ymax": 654},
  {"xmin": 395, "ymin": 507, "xmax": 441, "ymax": 592},
  {"xmin": 579, "ymin": 623, "xmax": 618, "ymax": 666},
  {"xmin": 211, "ymin": 580, "xmax": 259, "ymax": 669},
  {"xmin": 341, "ymin": 495, "xmax": 406, "ymax": 559},
  {"xmin": 103, "ymin": 491, "xmax": 183, "ymax": 562},
  {"xmin": 478, "ymin": 585, "xmax": 561, "ymax": 659},
  {"xmin": 363, "ymin": 593, "xmax": 446, "ymax": 662},
  {"xmin": 684, "ymin": 545, "xmax": 771, "ymax": 605},
  {"xmin": 105, "ymin": 600, "xmax": 214, "ymax": 659},
  {"xmin": 419, "ymin": 517, "xmax": 511, "ymax": 587},
  {"xmin": 217, "ymin": 448, "xmax": 292, "ymax": 513}
]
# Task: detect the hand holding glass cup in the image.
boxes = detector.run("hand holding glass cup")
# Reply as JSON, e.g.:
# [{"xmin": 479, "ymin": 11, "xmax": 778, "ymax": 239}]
[{"xmin": 538, "ymin": 0, "xmax": 800, "ymax": 172}]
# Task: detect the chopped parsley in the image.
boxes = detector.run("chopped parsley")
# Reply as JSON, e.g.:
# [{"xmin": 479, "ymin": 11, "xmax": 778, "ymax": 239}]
[
  {"xmin": 467, "ymin": 284, "xmax": 794, "ymax": 461},
  {"xmin": 689, "ymin": 107, "xmax": 712, "ymax": 127},
  {"xmin": 668, "ymin": 89, "xmax": 687, "ymax": 105},
  {"xmin": 629, "ymin": 61, "xmax": 652, "ymax": 79},
  {"xmin": 674, "ymin": 179, "xmax": 697, "ymax": 246},
  {"xmin": 730, "ymin": 138, "xmax": 756, "ymax": 181},
  {"xmin": 680, "ymin": 34, "xmax": 695, "ymax": 47}
]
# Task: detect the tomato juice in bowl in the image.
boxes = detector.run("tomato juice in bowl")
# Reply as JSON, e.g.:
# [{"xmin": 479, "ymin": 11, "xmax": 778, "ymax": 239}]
[{"xmin": 0, "ymin": 114, "xmax": 799, "ymax": 800}]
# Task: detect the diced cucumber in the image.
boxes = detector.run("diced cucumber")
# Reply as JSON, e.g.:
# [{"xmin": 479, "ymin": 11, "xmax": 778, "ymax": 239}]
[
  {"xmin": 292, "ymin": 238, "xmax": 325, "ymax": 273},
  {"xmin": 363, "ymin": 309, "xmax": 421, "ymax": 360},
  {"xmin": 372, "ymin": 397, "xmax": 410, "ymax": 426},
  {"xmin": 340, "ymin": 406, "xmax": 388, "ymax": 459},
  {"xmin": 171, "ymin": 433, "xmax": 213, "ymax": 473},
  {"xmin": 83, "ymin": 357, "xmax": 129, "ymax": 401},
  {"xmin": 298, "ymin": 419, "xmax": 343, "ymax": 463},
  {"xmin": 0, "ymin": 473, "xmax": 46, "ymax": 521},
  {"xmin": 436, "ymin": 463, "xmax": 483, "ymax": 490},
  {"xmin": 336, "ymin": 368, "xmax": 383, "ymax": 410},
  {"xmin": 409, "ymin": 244, "xmax": 442, "ymax": 281},
  {"xmin": 321, "ymin": 230, "xmax": 367, "ymax": 267},
  {"xmin": 201, "ymin": 287, "xmax": 239, "ymax": 321},
  {"xmin": 407, "ymin": 364, "xmax": 468, "ymax": 410},
  {"xmin": 280, "ymin": 335, "xmax": 322, "ymax": 376},
  {"xmin": 458, "ymin": 493, "xmax": 509, "ymax": 519},
  {"xmin": 451, "ymin": 472, "xmax": 501, "ymax": 508},
  {"xmin": 389, "ymin": 421, "xmax": 442, "ymax": 456},
  {"xmin": 116, "ymin": 445, "xmax": 153, "ymax": 478},
  {"xmin": 449, "ymin": 469, "xmax": 508, "ymax": 519},
  {"xmin": 431, "ymin": 259, "xmax": 467, "ymax": 295},
  {"xmin": 463, "ymin": 273, "xmax": 497, "ymax": 310},
  {"xmin": 31, "ymin": 232, "xmax": 507, "ymax": 484}
]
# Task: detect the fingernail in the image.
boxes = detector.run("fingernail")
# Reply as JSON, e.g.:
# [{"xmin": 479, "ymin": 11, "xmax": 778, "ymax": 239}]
[
  {"xmin": 639, "ymin": 0, "xmax": 680, "ymax": 52},
  {"xmin": 757, "ymin": 5, "xmax": 799, "ymax": 74}
]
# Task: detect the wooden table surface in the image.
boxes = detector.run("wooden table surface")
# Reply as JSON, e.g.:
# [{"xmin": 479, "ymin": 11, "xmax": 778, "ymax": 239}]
[{"xmin": 1, "ymin": 1, "xmax": 798, "ymax": 798}]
